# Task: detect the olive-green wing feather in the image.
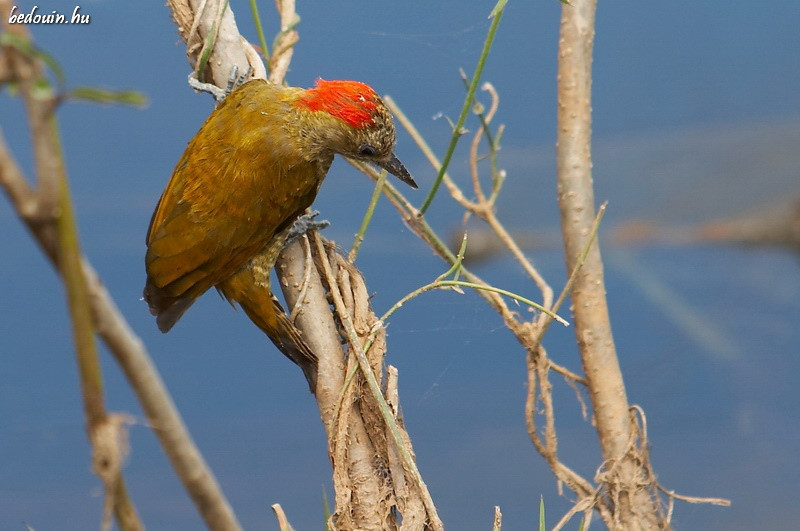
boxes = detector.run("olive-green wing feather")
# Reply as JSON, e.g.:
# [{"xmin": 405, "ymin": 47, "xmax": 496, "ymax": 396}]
[{"xmin": 143, "ymin": 80, "xmax": 324, "ymax": 331}]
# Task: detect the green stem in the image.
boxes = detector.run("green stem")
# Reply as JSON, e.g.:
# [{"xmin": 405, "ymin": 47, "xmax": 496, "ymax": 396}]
[
  {"xmin": 440, "ymin": 281, "xmax": 567, "ymax": 325},
  {"xmin": 379, "ymin": 279, "xmax": 567, "ymax": 328},
  {"xmin": 52, "ymin": 116, "xmax": 143, "ymax": 529},
  {"xmin": 350, "ymin": 159, "xmax": 532, "ymax": 331},
  {"xmin": 53, "ymin": 119, "xmax": 104, "ymax": 425},
  {"xmin": 460, "ymin": 72, "xmax": 497, "ymax": 148},
  {"xmin": 248, "ymin": 0, "xmax": 271, "ymax": 67},
  {"xmin": 348, "ymin": 170, "xmax": 387, "ymax": 263},
  {"xmin": 418, "ymin": 0, "xmax": 507, "ymax": 214}
]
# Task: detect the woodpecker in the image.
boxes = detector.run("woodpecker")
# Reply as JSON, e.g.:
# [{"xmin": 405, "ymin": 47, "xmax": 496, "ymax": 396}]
[{"xmin": 144, "ymin": 78, "xmax": 416, "ymax": 390}]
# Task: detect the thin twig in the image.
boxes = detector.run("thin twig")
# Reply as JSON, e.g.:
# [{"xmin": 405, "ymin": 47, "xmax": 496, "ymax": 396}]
[
  {"xmin": 532, "ymin": 202, "xmax": 607, "ymax": 348},
  {"xmin": 552, "ymin": 495, "xmax": 595, "ymax": 531},
  {"xmin": 524, "ymin": 348, "xmax": 609, "ymax": 522},
  {"xmin": 348, "ymin": 159, "xmax": 521, "ymax": 327},
  {"xmin": 657, "ymin": 488, "xmax": 731, "ymax": 508},
  {"xmin": 382, "ymin": 97, "xmax": 556, "ymax": 322},
  {"xmin": 383, "ymin": 95, "xmax": 469, "ymax": 207},
  {"xmin": 271, "ymin": 504, "xmax": 296, "ymax": 531},
  {"xmin": 418, "ymin": 0, "xmax": 507, "ymax": 214},
  {"xmin": 466, "ymin": 81, "xmax": 499, "ymax": 205},
  {"xmin": 268, "ymin": 0, "xmax": 299, "ymax": 84},
  {"xmin": 492, "ymin": 505, "xmax": 503, "ymax": 531}
]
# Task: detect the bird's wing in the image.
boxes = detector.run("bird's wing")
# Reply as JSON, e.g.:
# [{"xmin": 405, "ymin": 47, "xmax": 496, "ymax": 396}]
[
  {"xmin": 145, "ymin": 82, "xmax": 320, "ymax": 303},
  {"xmin": 146, "ymin": 146, "xmax": 265, "ymax": 296}
]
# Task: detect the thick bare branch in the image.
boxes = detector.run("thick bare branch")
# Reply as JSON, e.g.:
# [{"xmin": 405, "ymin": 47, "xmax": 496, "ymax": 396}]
[
  {"xmin": 313, "ymin": 236, "xmax": 443, "ymax": 530},
  {"xmin": 276, "ymin": 237, "xmax": 345, "ymax": 434},
  {"xmin": 166, "ymin": 0, "xmax": 264, "ymax": 83},
  {"xmin": 556, "ymin": 1, "xmax": 665, "ymax": 528}
]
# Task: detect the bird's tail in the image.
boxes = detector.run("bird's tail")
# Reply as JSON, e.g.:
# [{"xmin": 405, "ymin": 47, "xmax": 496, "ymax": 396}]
[
  {"xmin": 219, "ymin": 268, "xmax": 318, "ymax": 393},
  {"xmin": 143, "ymin": 278, "xmax": 197, "ymax": 333}
]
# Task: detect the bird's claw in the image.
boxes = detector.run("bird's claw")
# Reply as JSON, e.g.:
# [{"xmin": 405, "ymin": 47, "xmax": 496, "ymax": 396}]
[
  {"xmin": 225, "ymin": 64, "xmax": 252, "ymax": 95},
  {"xmin": 286, "ymin": 210, "xmax": 330, "ymax": 246},
  {"xmin": 188, "ymin": 73, "xmax": 226, "ymax": 102},
  {"xmin": 188, "ymin": 65, "xmax": 254, "ymax": 104}
]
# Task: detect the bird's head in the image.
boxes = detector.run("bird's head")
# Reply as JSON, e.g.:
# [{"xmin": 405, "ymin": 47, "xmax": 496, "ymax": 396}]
[{"xmin": 295, "ymin": 79, "xmax": 417, "ymax": 188}]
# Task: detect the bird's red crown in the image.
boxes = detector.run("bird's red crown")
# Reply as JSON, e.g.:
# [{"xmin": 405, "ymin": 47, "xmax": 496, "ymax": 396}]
[{"xmin": 296, "ymin": 79, "xmax": 381, "ymax": 130}]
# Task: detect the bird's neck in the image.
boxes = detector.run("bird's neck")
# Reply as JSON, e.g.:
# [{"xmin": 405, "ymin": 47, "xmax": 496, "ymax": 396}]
[{"xmin": 285, "ymin": 99, "xmax": 350, "ymax": 162}]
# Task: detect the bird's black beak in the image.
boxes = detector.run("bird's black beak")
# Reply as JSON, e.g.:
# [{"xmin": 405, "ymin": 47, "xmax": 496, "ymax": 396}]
[{"xmin": 380, "ymin": 154, "xmax": 418, "ymax": 189}]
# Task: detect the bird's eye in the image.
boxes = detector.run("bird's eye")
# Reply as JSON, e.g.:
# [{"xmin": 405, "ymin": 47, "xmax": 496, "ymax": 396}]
[{"xmin": 359, "ymin": 144, "xmax": 377, "ymax": 157}]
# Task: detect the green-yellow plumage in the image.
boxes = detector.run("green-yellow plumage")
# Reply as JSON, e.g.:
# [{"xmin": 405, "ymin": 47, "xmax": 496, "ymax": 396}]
[{"xmin": 144, "ymin": 78, "xmax": 415, "ymax": 391}]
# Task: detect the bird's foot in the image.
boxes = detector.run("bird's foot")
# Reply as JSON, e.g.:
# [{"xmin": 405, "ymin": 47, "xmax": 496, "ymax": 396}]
[
  {"xmin": 225, "ymin": 64, "xmax": 252, "ymax": 94},
  {"xmin": 286, "ymin": 210, "xmax": 330, "ymax": 246},
  {"xmin": 188, "ymin": 65, "xmax": 253, "ymax": 104}
]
